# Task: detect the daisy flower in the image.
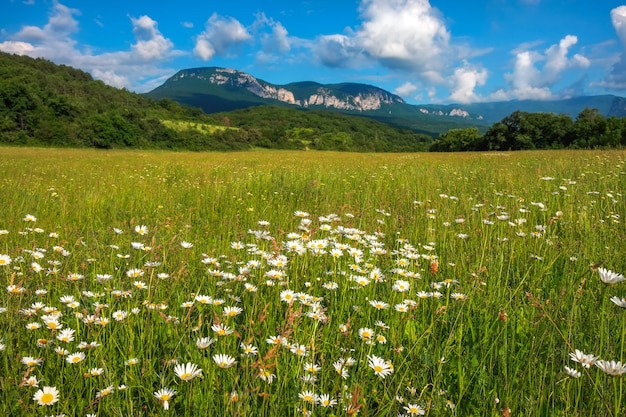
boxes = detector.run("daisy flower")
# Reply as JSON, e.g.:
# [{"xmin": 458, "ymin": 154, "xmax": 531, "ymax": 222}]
[
  {"xmin": 595, "ymin": 360, "xmax": 626, "ymax": 376},
  {"xmin": 33, "ymin": 386, "xmax": 58, "ymax": 406},
  {"xmin": 240, "ymin": 343, "xmax": 258, "ymax": 356},
  {"xmin": 610, "ymin": 296, "xmax": 626, "ymax": 308},
  {"xmin": 368, "ymin": 355, "xmax": 394, "ymax": 378},
  {"xmin": 134, "ymin": 225, "xmax": 148, "ymax": 235},
  {"xmin": 223, "ymin": 306, "xmax": 243, "ymax": 317},
  {"xmin": 317, "ymin": 393, "xmax": 337, "ymax": 408},
  {"xmin": 196, "ymin": 337, "xmax": 216, "ymax": 349},
  {"xmin": 66, "ymin": 352, "xmax": 86, "ymax": 364},
  {"xmin": 213, "ymin": 353, "xmax": 237, "ymax": 368},
  {"xmin": 564, "ymin": 365, "xmax": 581, "ymax": 378},
  {"xmin": 404, "ymin": 403, "xmax": 426, "ymax": 415},
  {"xmin": 154, "ymin": 387, "xmax": 176, "ymax": 410},
  {"xmin": 569, "ymin": 349, "xmax": 598, "ymax": 368},
  {"xmin": 0, "ymin": 254, "xmax": 11, "ymax": 266},
  {"xmin": 598, "ymin": 268, "xmax": 626, "ymax": 284},
  {"xmin": 211, "ymin": 323, "xmax": 234, "ymax": 336},
  {"xmin": 55, "ymin": 328, "xmax": 75, "ymax": 343},
  {"xmin": 298, "ymin": 390, "xmax": 316, "ymax": 404},
  {"xmin": 174, "ymin": 362, "xmax": 203, "ymax": 381},
  {"xmin": 21, "ymin": 356, "xmax": 43, "ymax": 367}
]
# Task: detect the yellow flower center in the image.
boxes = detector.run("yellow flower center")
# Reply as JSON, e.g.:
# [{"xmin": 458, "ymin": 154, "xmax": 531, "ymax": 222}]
[
  {"xmin": 40, "ymin": 393, "xmax": 54, "ymax": 404},
  {"xmin": 374, "ymin": 365, "xmax": 383, "ymax": 373}
]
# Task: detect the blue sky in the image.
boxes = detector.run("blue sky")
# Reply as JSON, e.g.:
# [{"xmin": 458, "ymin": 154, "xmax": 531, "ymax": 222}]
[{"xmin": 2, "ymin": 0, "xmax": 626, "ymax": 104}]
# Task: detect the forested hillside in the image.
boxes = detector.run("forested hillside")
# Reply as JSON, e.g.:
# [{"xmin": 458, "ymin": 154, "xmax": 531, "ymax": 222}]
[{"xmin": 0, "ymin": 52, "xmax": 433, "ymax": 151}]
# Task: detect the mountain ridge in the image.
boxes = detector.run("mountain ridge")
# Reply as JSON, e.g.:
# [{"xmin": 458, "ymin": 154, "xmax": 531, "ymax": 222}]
[{"xmin": 146, "ymin": 66, "xmax": 626, "ymax": 134}]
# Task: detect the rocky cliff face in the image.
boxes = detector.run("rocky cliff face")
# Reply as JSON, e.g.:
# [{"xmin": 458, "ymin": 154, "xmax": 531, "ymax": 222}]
[{"xmin": 176, "ymin": 68, "xmax": 405, "ymax": 112}]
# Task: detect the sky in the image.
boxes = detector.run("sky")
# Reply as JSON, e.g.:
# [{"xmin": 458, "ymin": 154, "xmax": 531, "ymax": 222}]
[{"xmin": 2, "ymin": 0, "xmax": 626, "ymax": 104}]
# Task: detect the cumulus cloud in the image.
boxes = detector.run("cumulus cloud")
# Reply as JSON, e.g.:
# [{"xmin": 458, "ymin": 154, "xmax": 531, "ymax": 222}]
[
  {"xmin": 0, "ymin": 2, "xmax": 179, "ymax": 92},
  {"xmin": 448, "ymin": 62, "xmax": 488, "ymax": 103},
  {"xmin": 355, "ymin": 0, "xmax": 450, "ymax": 72},
  {"xmin": 311, "ymin": 0, "xmax": 486, "ymax": 102},
  {"xmin": 495, "ymin": 35, "xmax": 590, "ymax": 100},
  {"xmin": 252, "ymin": 13, "xmax": 292, "ymax": 65},
  {"xmin": 193, "ymin": 13, "xmax": 251, "ymax": 61},
  {"xmin": 130, "ymin": 15, "xmax": 173, "ymax": 61},
  {"xmin": 394, "ymin": 81, "xmax": 419, "ymax": 97},
  {"xmin": 600, "ymin": 6, "xmax": 626, "ymax": 89}
]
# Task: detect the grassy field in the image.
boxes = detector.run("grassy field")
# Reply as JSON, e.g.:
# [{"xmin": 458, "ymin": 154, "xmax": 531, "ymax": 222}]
[
  {"xmin": 0, "ymin": 147, "xmax": 625, "ymax": 416},
  {"xmin": 160, "ymin": 119, "xmax": 236, "ymax": 135}
]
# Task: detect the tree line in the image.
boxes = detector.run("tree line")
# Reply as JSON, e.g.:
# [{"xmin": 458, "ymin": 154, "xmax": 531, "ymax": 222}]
[{"xmin": 429, "ymin": 108, "xmax": 626, "ymax": 151}]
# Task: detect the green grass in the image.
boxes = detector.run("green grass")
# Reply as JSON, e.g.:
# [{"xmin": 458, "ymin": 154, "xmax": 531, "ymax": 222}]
[
  {"xmin": 0, "ymin": 148, "xmax": 625, "ymax": 416},
  {"xmin": 161, "ymin": 119, "xmax": 237, "ymax": 134}
]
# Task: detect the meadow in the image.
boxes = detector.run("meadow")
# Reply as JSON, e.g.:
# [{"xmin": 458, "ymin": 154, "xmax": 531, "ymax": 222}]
[{"xmin": 0, "ymin": 147, "xmax": 624, "ymax": 416}]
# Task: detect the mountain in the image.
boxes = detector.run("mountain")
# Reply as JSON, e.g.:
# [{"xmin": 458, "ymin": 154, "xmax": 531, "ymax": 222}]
[
  {"xmin": 145, "ymin": 67, "xmax": 486, "ymax": 135},
  {"xmin": 146, "ymin": 67, "xmax": 626, "ymax": 134}
]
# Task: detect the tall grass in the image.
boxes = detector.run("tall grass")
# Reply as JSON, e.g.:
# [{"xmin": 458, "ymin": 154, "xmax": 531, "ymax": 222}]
[{"xmin": 0, "ymin": 148, "xmax": 624, "ymax": 416}]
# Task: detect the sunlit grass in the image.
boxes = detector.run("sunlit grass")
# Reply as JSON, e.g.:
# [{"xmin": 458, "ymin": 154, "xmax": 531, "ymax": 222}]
[{"xmin": 0, "ymin": 147, "xmax": 625, "ymax": 416}]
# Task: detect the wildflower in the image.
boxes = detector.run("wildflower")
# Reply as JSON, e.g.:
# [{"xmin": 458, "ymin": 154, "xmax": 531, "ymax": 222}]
[
  {"xmin": 23, "ymin": 214, "xmax": 37, "ymax": 222},
  {"xmin": 595, "ymin": 360, "xmax": 626, "ymax": 376},
  {"xmin": 213, "ymin": 353, "xmax": 237, "ymax": 368},
  {"xmin": 368, "ymin": 355, "xmax": 394, "ymax": 378},
  {"xmin": 240, "ymin": 343, "xmax": 258, "ymax": 356},
  {"xmin": 125, "ymin": 358, "xmax": 139, "ymax": 366},
  {"xmin": 66, "ymin": 352, "xmax": 86, "ymax": 364},
  {"xmin": 290, "ymin": 344, "xmax": 308, "ymax": 357},
  {"xmin": 22, "ymin": 356, "xmax": 43, "ymax": 367},
  {"xmin": 181, "ymin": 241, "xmax": 193, "ymax": 248},
  {"xmin": 569, "ymin": 349, "xmax": 598, "ymax": 368},
  {"xmin": 358, "ymin": 327, "xmax": 375, "ymax": 342},
  {"xmin": 174, "ymin": 362, "xmax": 203, "ymax": 381},
  {"xmin": 89, "ymin": 367, "xmax": 104, "ymax": 376},
  {"xmin": 126, "ymin": 268, "xmax": 144, "ymax": 278},
  {"xmin": 258, "ymin": 368, "xmax": 276, "ymax": 384},
  {"xmin": 298, "ymin": 390, "xmax": 316, "ymax": 404},
  {"xmin": 56, "ymin": 329, "xmax": 75, "ymax": 343},
  {"xmin": 610, "ymin": 296, "xmax": 626, "ymax": 308},
  {"xmin": 96, "ymin": 385, "xmax": 114, "ymax": 398},
  {"xmin": 564, "ymin": 365, "xmax": 582, "ymax": 378},
  {"xmin": 22, "ymin": 375, "xmax": 40, "ymax": 387},
  {"xmin": 369, "ymin": 300, "xmax": 389, "ymax": 310},
  {"xmin": 112, "ymin": 310, "xmax": 128, "ymax": 321},
  {"xmin": 196, "ymin": 337, "xmax": 216, "ymax": 349},
  {"xmin": 211, "ymin": 323, "xmax": 234, "ymax": 336},
  {"xmin": 154, "ymin": 388, "xmax": 176, "ymax": 410},
  {"xmin": 0, "ymin": 254, "xmax": 11, "ymax": 266},
  {"xmin": 54, "ymin": 347, "xmax": 69, "ymax": 356},
  {"xmin": 134, "ymin": 225, "xmax": 148, "ymax": 235},
  {"xmin": 223, "ymin": 306, "xmax": 243, "ymax": 317},
  {"xmin": 598, "ymin": 268, "xmax": 626, "ymax": 284},
  {"xmin": 404, "ymin": 403, "xmax": 426, "ymax": 415},
  {"xmin": 317, "ymin": 393, "xmax": 337, "ymax": 408},
  {"xmin": 33, "ymin": 386, "xmax": 58, "ymax": 406},
  {"xmin": 451, "ymin": 293, "xmax": 468, "ymax": 301}
]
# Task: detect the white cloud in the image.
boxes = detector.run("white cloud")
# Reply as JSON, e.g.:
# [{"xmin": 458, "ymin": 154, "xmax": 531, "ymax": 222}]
[
  {"xmin": 448, "ymin": 62, "xmax": 488, "ymax": 103},
  {"xmin": 0, "ymin": 2, "xmax": 179, "ymax": 92},
  {"xmin": 193, "ymin": 13, "xmax": 251, "ymax": 61},
  {"xmin": 355, "ymin": 0, "xmax": 450, "ymax": 72},
  {"xmin": 600, "ymin": 6, "xmax": 626, "ymax": 89},
  {"xmin": 131, "ymin": 15, "xmax": 173, "ymax": 61},
  {"xmin": 181, "ymin": 21, "xmax": 194, "ymax": 29},
  {"xmin": 394, "ymin": 81, "xmax": 418, "ymax": 97},
  {"xmin": 497, "ymin": 35, "xmax": 589, "ymax": 100}
]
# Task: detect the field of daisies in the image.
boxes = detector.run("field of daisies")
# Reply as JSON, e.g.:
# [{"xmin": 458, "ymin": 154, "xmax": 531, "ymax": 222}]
[{"xmin": 0, "ymin": 148, "xmax": 625, "ymax": 416}]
